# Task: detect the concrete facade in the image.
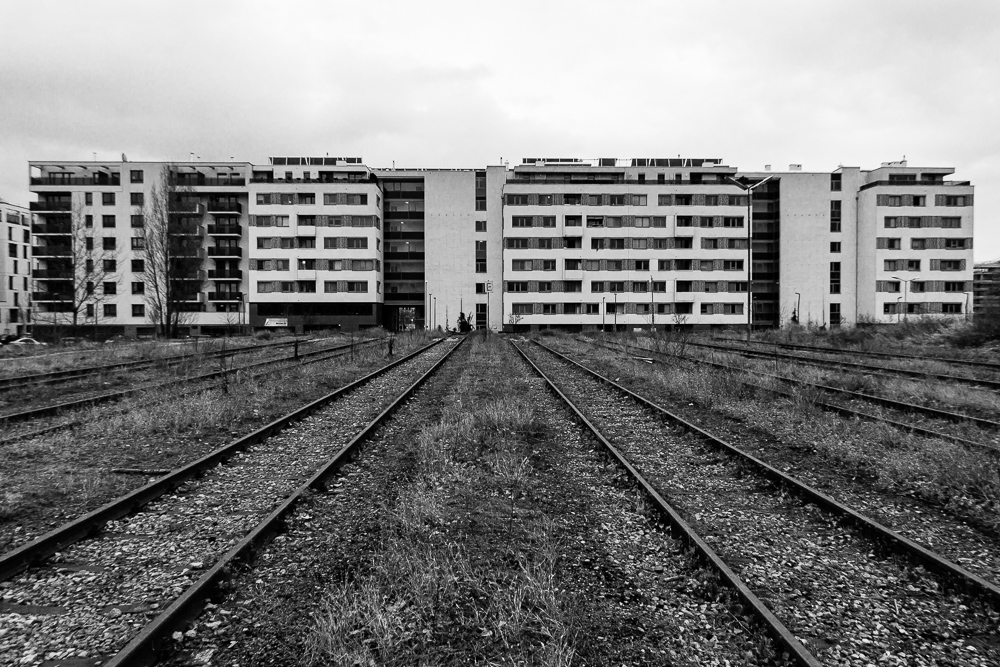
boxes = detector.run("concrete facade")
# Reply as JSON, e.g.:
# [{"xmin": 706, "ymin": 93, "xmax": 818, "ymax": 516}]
[
  {"xmin": 26, "ymin": 156, "xmax": 976, "ymax": 338},
  {"xmin": 0, "ymin": 200, "xmax": 32, "ymax": 336}
]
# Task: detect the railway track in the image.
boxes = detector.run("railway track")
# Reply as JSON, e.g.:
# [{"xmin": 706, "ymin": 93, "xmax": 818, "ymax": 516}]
[
  {"xmin": 689, "ymin": 339, "xmax": 1000, "ymax": 392},
  {"xmin": 0, "ymin": 336, "xmax": 463, "ymax": 666},
  {"xmin": 517, "ymin": 339, "xmax": 1000, "ymax": 665},
  {"xmin": 580, "ymin": 337, "xmax": 1000, "ymax": 456},
  {"xmin": 714, "ymin": 335, "xmax": 1000, "ymax": 373},
  {"xmin": 0, "ymin": 336, "xmax": 386, "ymax": 431},
  {"xmin": 0, "ymin": 337, "xmax": 319, "ymax": 391}
]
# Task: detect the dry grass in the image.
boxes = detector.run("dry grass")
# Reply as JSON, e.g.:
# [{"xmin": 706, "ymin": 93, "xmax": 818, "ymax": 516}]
[{"xmin": 301, "ymin": 334, "xmax": 575, "ymax": 666}]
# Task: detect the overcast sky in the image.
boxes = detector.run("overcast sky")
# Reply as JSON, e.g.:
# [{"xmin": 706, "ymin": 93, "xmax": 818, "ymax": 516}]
[{"xmin": 2, "ymin": 1, "xmax": 997, "ymax": 259}]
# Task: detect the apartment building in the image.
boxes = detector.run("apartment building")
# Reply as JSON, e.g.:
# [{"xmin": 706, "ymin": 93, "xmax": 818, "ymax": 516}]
[
  {"xmin": 0, "ymin": 199, "xmax": 32, "ymax": 336},
  {"xmin": 974, "ymin": 260, "xmax": 1000, "ymax": 317},
  {"xmin": 27, "ymin": 156, "xmax": 975, "ymax": 337}
]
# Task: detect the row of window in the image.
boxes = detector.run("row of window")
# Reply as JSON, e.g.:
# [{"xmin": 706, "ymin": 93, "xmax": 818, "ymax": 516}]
[
  {"xmin": 505, "ymin": 193, "xmax": 749, "ymax": 207},
  {"xmin": 255, "ymin": 193, "xmax": 374, "ymax": 207},
  {"xmin": 883, "ymin": 302, "xmax": 964, "ymax": 314},
  {"xmin": 257, "ymin": 280, "xmax": 375, "ymax": 294},
  {"xmin": 511, "ymin": 258, "xmax": 745, "ymax": 272},
  {"xmin": 249, "ymin": 215, "xmax": 381, "ymax": 229},
  {"xmin": 884, "ymin": 216, "xmax": 962, "ymax": 229},
  {"xmin": 506, "ymin": 237, "xmax": 698, "ymax": 250},
  {"xmin": 877, "ymin": 280, "xmax": 971, "ymax": 293},
  {"xmin": 876, "ymin": 238, "xmax": 972, "ymax": 250},
  {"xmin": 876, "ymin": 194, "xmax": 971, "ymax": 207},
  {"xmin": 251, "ymin": 259, "xmax": 379, "ymax": 271},
  {"xmin": 509, "ymin": 215, "xmax": 744, "ymax": 229},
  {"xmin": 509, "ymin": 302, "xmax": 743, "ymax": 316},
  {"xmin": 256, "ymin": 236, "xmax": 375, "ymax": 250},
  {"xmin": 505, "ymin": 280, "xmax": 748, "ymax": 293}
]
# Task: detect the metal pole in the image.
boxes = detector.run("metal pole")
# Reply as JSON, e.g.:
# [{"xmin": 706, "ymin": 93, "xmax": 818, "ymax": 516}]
[
  {"xmin": 650, "ymin": 274, "xmax": 655, "ymax": 332},
  {"xmin": 614, "ymin": 292, "xmax": 618, "ymax": 332},
  {"xmin": 896, "ymin": 297, "xmax": 902, "ymax": 323},
  {"xmin": 602, "ymin": 297, "xmax": 606, "ymax": 332},
  {"xmin": 747, "ymin": 186, "xmax": 752, "ymax": 341}
]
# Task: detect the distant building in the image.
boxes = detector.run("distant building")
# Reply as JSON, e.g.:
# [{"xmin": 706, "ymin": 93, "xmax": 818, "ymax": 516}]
[
  {"xmin": 0, "ymin": 198, "xmax": 32, "ymax": 335},
  {"xmin": 974, "ymin": 260, "xmax": 1000, "ymax": 317},
  {"xmin": 27, "ymin": 157, "xmax": 975, "ymax": 337}
]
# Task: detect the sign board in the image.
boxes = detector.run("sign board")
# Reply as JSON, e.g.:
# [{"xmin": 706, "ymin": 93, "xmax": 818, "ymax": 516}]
[
  {"xmin": 264, "ymin": 318, "xmax": 289, "ymax": 327},
  {"xmin": 485, "ymin": 281, "xmax": 493, "ymax": 292}
]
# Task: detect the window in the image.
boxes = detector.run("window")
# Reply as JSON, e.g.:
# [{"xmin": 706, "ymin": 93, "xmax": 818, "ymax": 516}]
[
  {"xmin": 85, "ymin": 237, "xmax": 94, "ymax": 251},
  {"xmin": 538, "ymin": 238, "xmax": 553, "ymax": 250},
  {"xmin": 103, "ymin": 281, "xmax": 117, "ymax": 295},
  {"xmin": 102, "ymin": 193, "xmax": 115, "ymax": 206},
  {"xmin": 102, "ymin": 237, "xmax": 116, "ymax": 250},
  {"xmin": 631, "ymin": 194, "xmax": 647, "ymax": 206},
  {"xmin": 676, "ymin": 216, "xmax": 693, "ymax": 227},
  {"xmin": 538, "ymin": 194, "xmax": 553, "ymax": 206},
  {"xmin": 299, "ymin": 194, "xmax": 315, "ymax": 205},
  {"xmin": 943, "ymin": 196, "xmax": 967, "ymax": 207},
  {"xmin": 584, "ymin": 260, "xmax": 600, "ymax": 271},
  {"xmin": 345, "ymin": 238, "xmax": 368, "ymax": 249},
  {"xmin": 590, "ymin": 281, "xmax": 605, "ymax": 292},
  {"xmin": 945, "ymin": 238, "xmax": 967, "ymax": 249},
  {"xmin": 86, "ymin": 281, "xmax": 94, "ymax": 295},
  {"xmin": 586, "ymin": 216, "xmax": 604, "ymax": 228},
  {"xmin": 886, "ymin": 195, "xmax": 903, "ymax": 207},
  {"xmin": 131, "ymin": 214, "xmax": 144, "ymax": 228},
  {"xmin": 830, "ymin": 303, "xmax": 841, "ymax": 327},
  {"xmin": 941, "ymin": 217, "xmax": 961, "ymax": 229},
  {"xmin": 297, "ymin": 237, "xmax": 316, "ymax": 249},
  {"xmin": 507, "ymin": 194, "xmax": 529, "ymax": 206},
  {"xmin": 85, "ymin": 193, "xmax": 93, "ymax": 206},
  {"xmin": 132, "ymin": 282, "xmax": 144, "ymax": 294},
  {"xmin": 635, "ymin": 260, "xmax": 649, "ymax": 271},
  {"xmin": 475, "ymin": 220, "xmax": 487, "ymax": 232},
  {"xmin": 85, "ymin": 214, "xmax": 93, "ymax": 228},
  {"xmin": 723, "ymin": 260, "xmax": 744, "ymax": 271},
  {"xmin": 130, "ymin": 192, "xmax": 144, "ymax": 206},
  {"xmin": 511, "ymin": 260, "xmax": 530, "ymax": 271},
  {"xmin": 907, "ymin": 259, "xmax": 920, "ymax": 271},
  {"xmin": 298, "ymin": 258, "xmax": 316, "ymax": 270},
  {"xmin": 103, "ymin": 304, "xmax": 116, "ymax": 317},
  {"xmin": 132, "ymin": 259, "xmax": 145, "ymax": 273},
  {"xmin": 658, "ymin": 194, "xmax": 672, "ymax": 206},
  {"xmin": 632, "ymin": 281, "xmax": 648, "ymax": 293},
  {"xmin": 830, "ymin": 262, "xmax": 841, "ymax": 294},
  {"xmin": 942, "ymin": 303, "xmax": 962, "ymax": 314},
  {"xmin": 538, "ymin": 282, "xmax": 553, "ymax": 292},
  {"xmin": 507, "ymin": 282, "xmax": 529, "ymax": 292},
  {"xmin": 944, "ymin": 281, "xmax": 965, "ymax": 292},
  {"xmin": 830, "ymin": 173, "xmax": 841, "ymax": 192},
  {"xmin": 609, "ymin": 238, "xmax": 625, "ymax": 250},
  {"xmin": 607, "ymin": 260, "xmax": 623, "ymax": 271},
  {"xmin": 675, "ymin": 195, "xmax": 692, "ymax": 206},
  {"xmin": 705, "ymin": 195, "xmax": 719, "ymax": 206},
  {"xmin": 564, "ymin": 238, "xmax": 582, "ymax": 249},
  {"xmin": 347, "ymin": 281, "xmax": 368, "ymax": 292},
  {"xmin": 542, "ymin": 260, "xmax": 556, "ymax": 271},
  {"xmin": 297, "ymin": 281, "xmax": 316, "ymax": 293},
  {"xmin": 939, "ymin": 260, "xmax": 962, "ymax": 271},
  {"xmin": 132, "ymin": 304, "xmax": 145, "ymax": 317},
  {"xmin": 886, "ymin": 238, "xmax": 901, "ymax": 250},
  {"xmin": 565, "ymin": 259, "xmax": 582, "ymax": 271},
  {"xmin": 103, "ymin": 259, "xmax": 116, "ymax": 272},
  {"xmin": 512, "ymin": 303, "xmax": 533, "ymax": 316},
  {"xmin": 512, "ymin": 216, "xmax": 532, "ymax": 228},
  {"xmin": 830, "ymin": 242, "xmax": 841, "ymax": 253},
  {"xmin": 911, "ymin": 239, "xmax": 927, "ymax": 250},
  {"xmin": 609, "ymin": 281, "xmax": 625, "ymax": 293},
  {"xmin": 912, "ymin": 196, "xmax": 925, "ymax": 207},
  {"xmin": 608, "ymin": 194, "xmax": 627, "ymax": 206},
  {"xmin": 540, "ymin": 216, "xmax": 556, "ymax": 228},
  {"xmin": 565, "ymin": 215, "xmax": 582, "ymax": 227},
  {"xmin": 103, "ymin": 215, "xmax": 116, "ymax": 228},
  {"xmin": 585, "ymin": 303, "xmax": 600, "ymax": 314},
  {"xmin": 507, "ymin": 238, "xmax": 529, "ymax": 249},
  {"xmin": 130, "ymin": 170, "xmax": 144, "ymax": 183},
  {"xmin": 722, "ymin": 216, "xmax": 743, "ymax": 228}
]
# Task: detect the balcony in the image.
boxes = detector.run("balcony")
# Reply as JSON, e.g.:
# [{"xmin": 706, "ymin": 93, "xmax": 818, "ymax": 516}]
[
  {"xmin": 31, "ymin": 175, "xmax": 120, "ymax": 187},
  {"xmin": 384, "ymin": 231, "xmax": 425, "ymax": 241},
  {"xmin": 207, "ymin": 246, "xmax": 242, "ymax": 258},
  {"xmin": 384, "ymin": 292, "xmax": 425, "ymax": 302},
  {"xmin": 171, "ymin": 224, "xmax": 203, "ymax": 236},
  {"xmin": 207, "ymin": 201, "xmax": 243, "ymax": 213},
  {"xmin": 179, "ymin": 177, "xmax": 246, "ymax": 188},
  {"xmin": 208, "ymin": 269, "xmax": 243, "ymax": 280},
  {"xmin": 207, "ymin": 224, "xmax": 242, "ymax": 236},
  {"xmin": 169, "ymin": 203, "xmax": 204, "ymax": 215},
  {"xmin": 208, "ymin": 292, "xmax": 243, "ymax": 302},
  {"xmin": 33, "ymin": 245, "xmax": 72, "ymax": 257},
  {"xmin": 384, "ymin": 251, "xmax": 425, "ymax": 260},
  {"xmin": 32, "ymin": 223, "xmax": 72, "ymax": 235},
  {"xmin": 33, "ymin": 269, "xmax": 73, "ymax": 279},
  {"xmin": 174, "ymin": 248, "xmax": 206, "ymax": 259},
  {"xmin": 30, "ymin": 201, "xmax": 72, "ymax": 212},
  {"xmin": 384, "ymin": 272, "xmax": 426, "ymax": 281},
  {"xmin": 32, "ymin": 291, "xmax": 72, "ymax": 302},
  {"xmin": 382, "ymin": 210, "xmax": 424, "ymax": 220}
]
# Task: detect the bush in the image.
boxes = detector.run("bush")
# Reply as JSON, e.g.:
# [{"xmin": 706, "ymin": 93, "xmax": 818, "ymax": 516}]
[{"xmin": 255, "ymin": 330, "xmax": 273, "ymax": 342}]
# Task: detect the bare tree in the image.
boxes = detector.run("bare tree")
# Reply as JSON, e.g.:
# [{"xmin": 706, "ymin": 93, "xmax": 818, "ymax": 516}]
[
  {"xmin": 33, "ymin": 202, "xmax": 118, "ymax": 338},
  {"xmin": 137, "ymin": 167, "xmax": 204, "ymax": 338}
]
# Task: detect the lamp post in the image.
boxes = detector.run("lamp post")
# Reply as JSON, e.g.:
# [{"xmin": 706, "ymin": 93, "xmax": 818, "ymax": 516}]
[
  {"xmin": 726, "ymin": 175, "xmax": 773, "ymax": 341},
  {"xmin": 896, "ymin": 297, "xmax": 902, "ymax": 324},
  {"xmin": 892, "ymin": 276, "xmax": 910, "ymax": 322},
  {"xmin": 650, "ymin": 274, "xmax": 655, "ymax": 333},
  {"xmin": 602, "ymin": 296, "xmax": 606, "ymax": 333},
  {"xmin": 793, "ymin": 292, "xmax": 801, "ymax": 325},
  {"xmin": 433, "ymin": 296, "xmax": 437, "ymax": 330},
  {"xmin": 614, "ymin": 292, "xmax": 618, "ymax": 333}
]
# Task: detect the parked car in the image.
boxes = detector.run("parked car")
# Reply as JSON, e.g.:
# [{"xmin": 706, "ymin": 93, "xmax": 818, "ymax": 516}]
[
  {"xmin": 11, "ymin": 336, "xmax": 47, "ymax": 346},
  {"xmin": 0, "ymin": 334, "xmax": 19, "ymax": 346}
]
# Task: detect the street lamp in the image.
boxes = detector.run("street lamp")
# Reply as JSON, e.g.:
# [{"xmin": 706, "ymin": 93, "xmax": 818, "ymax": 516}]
[
  {"xmin": 614, "ymin": 291, "xmax": 618, "ymax": 332},
  {"xmin": 896, "ymin": 297, "xmax": 902, "ymax": 323},
  {"xmin": 602, "ymin": 296, "xmax": 606, "ymax": 332},
  {"xmin": 892, "ymin": 276, "xmax": 910, "ymax": 322},
  {"xmin": 726, "ymin": 175, "xmax": 773, "ymax": 341},
  {"xmin": 433, "ymin": 296, "xmax": 437, "ymax": 330}
]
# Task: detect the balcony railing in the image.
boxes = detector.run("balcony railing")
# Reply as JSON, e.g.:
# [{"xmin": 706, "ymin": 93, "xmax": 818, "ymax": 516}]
[
  {"xmin": 32, "ymin": 291, "xmax": 73, "ymax": 302},
  {"xmin": 32, "ymin": 269, "xmax": 73, "ymax": 279},
  {"xmin": 33, "ymin": 245, "xmax": 72, "ymax": 257},
  {"xmin": 384, "ymin": 272, "xmax": 426, "ymax": 281},
  {"xmin": 30, "ymin": 201, "xmax": 72, "ymax": 212},
  {"xmin": 384, "ymin": 251, "xmax": 425, "ymax": 260},
  {"xmin": 178, "ymin": 178, "xmax": 247, "ymax": 188},
  {"xmin": 31, "ymin": 175, "xmax": 121, "ymax": 187},
  {"xmin": 207, "ymin": 225, "xmax": 242, "ymax": 236},
  {"xmin": 170, "ymin": 224, "xmax": 203, "ymax": 236},
  {"xmin": 173, "ymin": 248, "xmax": 206, "ymax": 259},
  {"xmin": 384, "ymin": 293, "xmax": 424, "ymax": 302},
  {"xmin": 859, "ymin": 180, "xmax": 971, "ymax": 191},
  {"xmin": 32, "ymin": 223, "xmax": 72, "ymax": 235},
  {"xmin": 384, "ymin": 231, "xmax": 425, "ymax": 241},
  {"xmin": 208, "ymin": 269, "xmax": 243, "ymax": 280},
  {"xmin": 208, "ymin": 292, "xmax": 243, "ymax": 301},
  {"xmin": 207, "ymin": 247, "xmax": 242, "ymax": 257},
  {"xmin": 207, "ymin": 201, "xmax": 243, "ymax": 213}
]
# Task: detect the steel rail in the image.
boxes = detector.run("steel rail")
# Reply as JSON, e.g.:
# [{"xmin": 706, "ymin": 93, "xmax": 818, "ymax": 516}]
[
  {"xmin": 687, "ymin": 339, "xmax": 1000, "ymax": 392},
  {"xmin": 0, "ymin": 336, "xmax": 323, "ymax": 390},
  {"xmin": 535, "ymin": 339, "xmax": 1000, "ymax": 608},
  {"xmin": 104, "ymin": 335, "xmax": 465, "ymax": 667},
  {"xmin": 511, "ymin": 341, "xmax": 822, "ymax": 667},
  {"xmin": 0, "ymin": 336, "xmax": 390, "ymax": 447},
  {"xmin": 713, "ymin": 335, "xmax": 1000, "ymax": 372},
  {"xmin": 0, "ymin": 336, "xmax": 445, "ymax": 582},
  {"xmin": 582, "ymin": 338, "xmax": 1000, "ymax": 457},
  {"xmin": 0, "ymin": 337, "xmax": 384, "ymax": 425}
]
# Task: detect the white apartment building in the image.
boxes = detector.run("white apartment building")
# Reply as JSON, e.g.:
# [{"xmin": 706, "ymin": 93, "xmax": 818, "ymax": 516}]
[
  {"xmin": 27, "ymin": 156, "xmax": 974, "ymax": 338},
  {"xmin": 0, "ymin": 199, "xmax": 32, "ymax": 336}
]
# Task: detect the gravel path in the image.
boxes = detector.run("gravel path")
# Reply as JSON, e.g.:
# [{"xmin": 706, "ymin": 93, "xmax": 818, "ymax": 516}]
[
  {"xmin": 523, "ymin": 341, "xmax": 1000, "ymax": 667},
  {"xmin": 162, "ymin": 336, "xmax": 781, "ymax": 667},
  {"xmin": 0, "ymin": 340, "xmax": 456, "ymax": 666}
]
